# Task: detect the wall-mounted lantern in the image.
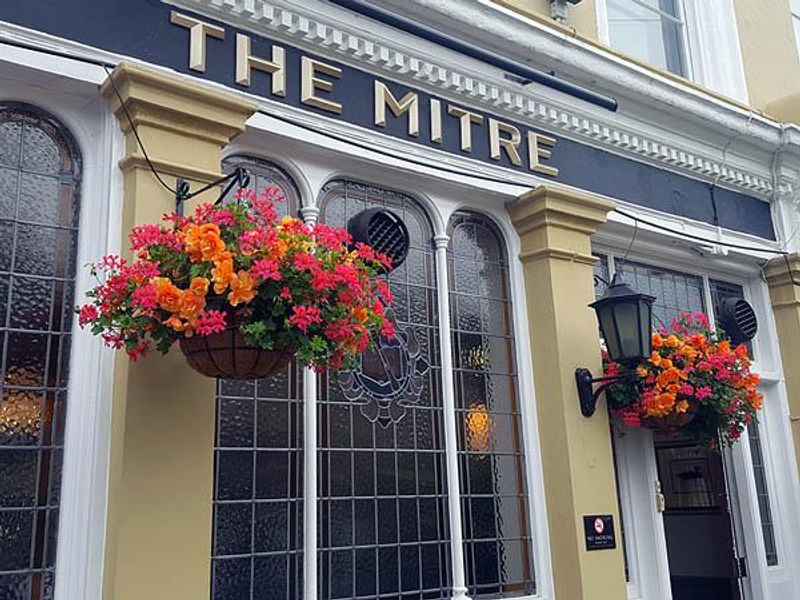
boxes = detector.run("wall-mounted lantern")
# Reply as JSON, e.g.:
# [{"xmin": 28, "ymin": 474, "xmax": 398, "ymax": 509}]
[{"xmin": 575, "ymin": 274, "xmax": 656, "ymax": 417}]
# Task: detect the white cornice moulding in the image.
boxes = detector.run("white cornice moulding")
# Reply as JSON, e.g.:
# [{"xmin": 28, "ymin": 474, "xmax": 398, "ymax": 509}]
[{"xmin": 163, "ymin": 0, "xmax": 797, "ymax": 201}]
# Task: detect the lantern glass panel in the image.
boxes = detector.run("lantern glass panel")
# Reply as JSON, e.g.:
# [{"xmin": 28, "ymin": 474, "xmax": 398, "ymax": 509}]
[
  {"xmin": 598, "ymin": 305, "xmax": 621, "ymax": 361},
  {"xmin": 615, "ymin": 302, "xmax": 641, "ymax": 362},
  {"xmin": 639, "ymin": 299, "xmax": 653, "ymax": 358}
]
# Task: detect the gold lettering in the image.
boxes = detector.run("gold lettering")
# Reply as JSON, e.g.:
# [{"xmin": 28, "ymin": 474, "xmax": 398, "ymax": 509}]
[
  {"xmin": 171, "ymin": 11, "xmax": 225, "ymax": 73},
  {"xmin": 301, "ymin": 57, "xmax": 342, "ymax": 114},
  {"xmin": 488, "ymin": 119, "xmax": 522, "ymax": 166},
  {"xmin": 527, "ymin": 132, "xmax": 559, "ymax": 176},
  {"xmin": 448, "ymin": 105, "xmax": 483, "ymax": 152},
  {"xmin": 235, "ymin": 33, "xmax": 286, "ymax": 96},
  {"xmin": 374, "ymin": 81, "xmax": 419, "ymax": 136},
  {"xmin": 430, "ymin": 99, "xmax": 442, "ymax": 144}
]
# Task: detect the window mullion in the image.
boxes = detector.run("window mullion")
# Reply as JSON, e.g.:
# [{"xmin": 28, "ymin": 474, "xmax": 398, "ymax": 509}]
[
  {"xmin": 629, "ymin": 0, "xmax": 683, "ymax": 24},
  {"xmin": 301, "ymin": 205, "xmax": 319, "ymax": 600},
  {"xmin": 433, "ymin": 234, "xmax": 471, "ymax": 600}
]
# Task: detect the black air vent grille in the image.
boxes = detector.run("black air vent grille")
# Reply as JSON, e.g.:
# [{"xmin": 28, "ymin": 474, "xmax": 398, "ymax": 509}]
[
  {"xmin": 718, "ymin": 297, "xmax": 758, "ymax": 345},
  {"xmin": 348, "ymin": 208, "xmax": 409, "ymax": 270}
]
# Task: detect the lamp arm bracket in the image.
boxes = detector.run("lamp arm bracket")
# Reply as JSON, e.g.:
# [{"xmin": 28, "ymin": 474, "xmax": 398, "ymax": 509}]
[{"xmin": 575, "ymin": 368, "xmax": 639, "ymax": 417}]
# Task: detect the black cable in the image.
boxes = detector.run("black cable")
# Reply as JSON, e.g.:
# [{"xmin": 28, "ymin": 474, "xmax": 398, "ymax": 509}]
[{"xmin": 102, "ymin": 64, "xmax": 178, "ymax": 196}]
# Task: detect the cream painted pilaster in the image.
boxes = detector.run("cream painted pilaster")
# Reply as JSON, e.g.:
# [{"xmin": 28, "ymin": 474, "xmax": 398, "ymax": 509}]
[
  {"xmin": 765, "ymin": 254, "xmax": 800, "ymax": 478},
  {"xmin": 506, "ymin": 185, "xmax": 626, "ymax": 600},
  {"xmin": 99, "ymin": 63, "xmax": 256, "ymax": 600}
]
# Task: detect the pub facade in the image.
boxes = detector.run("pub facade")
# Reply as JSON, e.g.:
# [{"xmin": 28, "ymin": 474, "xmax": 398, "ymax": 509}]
[{"xmin": 1, "ymin": 1, "xmax": 800, "ymax": 600}]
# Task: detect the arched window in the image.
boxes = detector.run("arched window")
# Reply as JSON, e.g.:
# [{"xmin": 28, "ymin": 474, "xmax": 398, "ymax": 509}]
[
  {"xmin": 0, "ymin": 104, "xmax": 82, "ymax": 598},
  {"xmin": 317, "ymin": 180, "xmax": 451, "ymax": 600},
  {"xmin": 447, "ymin": 212, "xmax": 535, "ymax": 598},
  {"xmin": 211, "ymin": 157, "xmax": 304, "ymax": 600}
]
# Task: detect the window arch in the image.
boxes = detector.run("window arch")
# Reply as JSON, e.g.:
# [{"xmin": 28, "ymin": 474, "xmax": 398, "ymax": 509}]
[
  {"xmin": 0, "ymin": 103, "xmax": 82, "ymax": 598},
  {"xmin": 211, "ymin": 157, "xmax": 304, "ymax": 600},
  {"xmin": 447, "ymin": 211, "xmax": 535, "ymax": 598}
]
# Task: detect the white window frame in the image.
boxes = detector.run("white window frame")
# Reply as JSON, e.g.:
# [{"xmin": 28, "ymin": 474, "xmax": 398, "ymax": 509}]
[
  {"xmin": 791, "ymin": 0, "xmax": 800, "ymax": 63},
  {"xmin": 225, "ymin": 115, "xmax": 555, "ymax": 600},
  {"xmin": 596, "ymin": 0, "xmax": 749, "ymax": 102},
  {"xmin": 593, "ymin": 230, "xmax": 800, "ymax": 600}
]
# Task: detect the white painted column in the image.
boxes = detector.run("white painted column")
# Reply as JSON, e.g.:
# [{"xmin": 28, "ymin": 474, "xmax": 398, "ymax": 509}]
[
  {"xmin": 433, "ymin": 234, "xmax": 471, "ymax": 600},
  {"xmin": 301, "ymin": 205, "xmax": 320, "ymax": 600}
]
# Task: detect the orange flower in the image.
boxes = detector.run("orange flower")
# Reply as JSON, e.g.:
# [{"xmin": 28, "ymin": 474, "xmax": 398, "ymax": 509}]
[
  {"xmin": 652, "ymin": 333, "xmax": 664, "ymax": 348},
  {"xmin": 212, "ymin": 258, "xmax": 235, "ymax": 294},
  {"xmin": 717, "ymin": 340, "xmax": 731, "ymax": 354},
  {"xmin": 734, "ymin": 344, "xmax": 750, "ymax": 360},
  {"xmin": 184, "ymin": 223, "xmax": 227, "ymax": 262},
  {"xmin": 190, "ymin": 277, "xmax": 210, "ymax": 297},
  {"xmin": 750, "ymin": 394, "xmax": 763, "ymax": 411},
  {"xmin": 152, "ymin": 277, "xmax": 182, "ymax": 313},
  {"xmin": 163, "ymin": 314, "xmax": 186, "ymax": 332},
  {"xmin": 649, "ymin": 351, "xmax": 662, "ymax": 366},
  {"xmin": 228, "ymin": 270, "xmax": 256, "ymax": 306},
  {"xmin": 179, "ymin": 289, "xmax": 206, "ymax": 322},
  {"xmin": 676, "ymin": 400, "xmax": 690, "ymax": 413},
  {"xmin": 665, "ymin": 335, "xmax": 680, "ymax": 348},
  {"xmin": 353, "ymin": 307, "xmax": 369, "ymax": 323},
  {"xmin": 636, "ymin": 365, "xmax": 648, "ymax": 378}
]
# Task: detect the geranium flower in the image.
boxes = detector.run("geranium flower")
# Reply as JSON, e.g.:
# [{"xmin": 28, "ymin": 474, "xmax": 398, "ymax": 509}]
[
  {"xmin": 131, "ymin": 284, "xmax": 158, "ymax": 310},
  {"xmin": 197, "ymin": 310, "xmax": 227, "ymax": 336},
  {"xmin": 289, "ymin": 305, "xmax": 322, "ymax": 331},
  {"xmin": 78, "ymin": 304, "xmax": 98, "ymax": 326}
]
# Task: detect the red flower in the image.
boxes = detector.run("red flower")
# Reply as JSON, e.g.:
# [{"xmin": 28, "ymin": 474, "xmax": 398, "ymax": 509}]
[
  {"xmin": 280, "ymin": 286, "xmax": 293, "ymax": 301},
  {"xmin": 78, "ymin": 304, "xmax": 98, "ymax": 327},
  {"xmin": 131, "ymin": 284, "xmax": 158, "ymax": 310},
  {"xmin": 289, "ymin": 305, "xmax": 322, "ymax": 331},
  {"xmin": 196, "ymin": 310, "xmax": 227, "ymax": 336},
  {"xmin": 252, "ymin": 258, "xmax": 282, "ymax": 281}
]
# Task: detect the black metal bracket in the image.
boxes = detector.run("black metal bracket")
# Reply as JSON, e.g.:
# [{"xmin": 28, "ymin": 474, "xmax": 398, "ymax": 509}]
[
  {"xmin": 175, "ymin": 166, "xmax": 250, "ymax": 216},
  {"xmin": 575, "ymin": 368, "xmax": 639, "ymax": 417}
]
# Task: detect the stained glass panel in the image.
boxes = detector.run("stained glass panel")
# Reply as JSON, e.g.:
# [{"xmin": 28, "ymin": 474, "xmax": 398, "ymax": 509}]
[
  {"xmin": 318, "ymin": 180, "xmax": 452, "ymax": 600},
  {"xmin": 448, "ymin": 212, "xmax": 535, "ymax": 598},
  {"xmin": 0, "ymin": 104, "xmax": 81, "ymax": 599}
]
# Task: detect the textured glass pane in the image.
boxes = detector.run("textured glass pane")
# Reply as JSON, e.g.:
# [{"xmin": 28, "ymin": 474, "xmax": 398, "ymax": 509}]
[
  {"xmin": 9, "ymin": 277, "xmax": 53, "ymax": 331},
  {"xmin": 17, "ymin": 174, "xmax": 62, "ymax": 226},
  {"xmin": 0, "ymin": 167, "xmax": 18, "ymax": 220},
  {"xmin": 214, "ymin": 502, "xmax": 252, "ymax": 556},
  {"xmin": 748, "ymin": 423, "xmax": 778, "ymax": 566},
  {"xmin": 253, "ymin": 555, "xmax": 288, "ymax": 600},
  {"xmin": 216, "ymin": 451, "xmax": 254, "ymax": 501},
  {"xmin": 254, "ymin": 502, "xmax": 288, "ymax": 552},
  {"xmin": 317, "ymin": 180, "xmax": 451, "ymax": 600},
  {"xmin": 448, "ymin": 212, "xmax": 535, "ymax": 598},
  {"xmin": 0, "ymin": 108, "xmax": 78, "ymax": 594},
  {"xmin": 213, "ymin": 557, "xmax": 251, "ymax": 600},
  {"xmin": 0, "ymin": 509, "xmax": 34, "ymax": 570},
  {"xmin": 0, "ymin": 573, "xmax": 31, "ymax": 599},
  {"xmin": 217, "ymin": 398, "xmax": 254, "ymax": 448},
  {"xmin": 0, "ymin": 121, "xmax": 22, "ymax": 168},
  {"xmin": 21, "ymin": 125, "xmax": 61, "ymax": 175}
]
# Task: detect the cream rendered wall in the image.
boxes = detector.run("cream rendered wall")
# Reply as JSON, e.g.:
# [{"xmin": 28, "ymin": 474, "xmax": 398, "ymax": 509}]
[{"xmin": 734, "ymin": 0, "xmax": 800, "ymax": 113}]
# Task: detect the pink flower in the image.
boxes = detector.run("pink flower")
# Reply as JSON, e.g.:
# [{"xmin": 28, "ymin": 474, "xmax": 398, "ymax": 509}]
[
  {"xmin": 680, "ymin": 383, "xmax": 694, "ymax": 396},
  {"xmin": 196, "ymin": 310, "xmax": 227, "ymax": 336},
  {"xmin": 695, "ymin": 386, "xmax": 712, "ymax": 400},
  {"xmin": 101, "ymin": 332, "xmax": 124, "ymax": 349},
  {"xmin": 289, "ymin": 305, "xmax": 322, "ymax": 331},
  {"xmin": 126, "ymin": 339, "xmax": 150, "ymax": 362},
  {"xmin": 129, "ymin": 225, "xmax": 181, "ymax": 252},
  {"xmin": 131, "ymin": 284, "xmax": 158, "ymax": 310},
  {"xmin": 78, "ymin": 304, "xmax": 98, "ymax": 327},
  {"xmin": 381, "ymin": 319, "xmax": 396, "ymax": 339},
  {"xmin": 280, "ymin": 286, "xmax": 293, "ymax": 301},
  {"xmin": 101, "ymin": 255, "xmax": 124, "ymax": 271},
  {"xmin": 293, "ymin": 252, "xmax": 319, "ymax": 271},
  {"xmin": 252, "ymin": 258, "xmax": 282, "ymax": 281},
  {"xmin": 313, "ymin": 223, "xmax": 352, "ymax": 249}
]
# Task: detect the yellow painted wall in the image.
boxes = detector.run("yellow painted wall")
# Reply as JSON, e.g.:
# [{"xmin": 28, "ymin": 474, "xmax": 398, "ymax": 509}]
[{"xmin": 734, "ymin": 0, "xmax": 800, "ymax": 113}]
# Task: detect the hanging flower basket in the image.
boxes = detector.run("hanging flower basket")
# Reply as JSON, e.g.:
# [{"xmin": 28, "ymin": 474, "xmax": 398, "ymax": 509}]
[
  {"xmin": 77, "ymin": 186, "xmax": 396, "ymax": 378},
  {"xmin": 604, "ymin": 311, "xmax": 762, "ymax": 448}
]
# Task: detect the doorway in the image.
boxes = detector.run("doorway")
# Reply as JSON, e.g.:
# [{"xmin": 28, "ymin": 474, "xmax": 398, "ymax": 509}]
[{"xmin": 654, "ymin": 436, "xmax": 742, "ymax": 600}]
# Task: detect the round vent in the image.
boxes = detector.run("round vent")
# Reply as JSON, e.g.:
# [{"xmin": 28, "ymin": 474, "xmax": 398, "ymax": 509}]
[
  {"xmin": 347, "ymin": 208, "xmax": 409, "ymax": 270},
  {"xmin": 717, "ymin": 297, "xmax": 758, "ymax": 345}
]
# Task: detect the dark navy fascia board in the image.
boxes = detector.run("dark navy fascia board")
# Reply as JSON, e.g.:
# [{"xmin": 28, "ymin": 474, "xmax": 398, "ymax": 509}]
[{"xmin": 0, "ymin": 0, "xmax": 775, "ymax": 240}]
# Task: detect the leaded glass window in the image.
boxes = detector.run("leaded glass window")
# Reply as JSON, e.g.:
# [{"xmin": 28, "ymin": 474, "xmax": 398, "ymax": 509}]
[
  {"xmin": 0, "ymin": 104, "xmax": 81, "ymax": 599},
  {"xmin": 448, "ymin": 212, "xmax": 535, "ymax": 598},
  {"xmin": 318, "ymin": 180, "xmax": 451, "ymax": 600},
  {"xmin": 614, "ymin": 259, "xmax": 705, "ymax": 327},
  {"xmin": 212, "ymin": 158, "xmax": 304, "ymax": 600}
]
